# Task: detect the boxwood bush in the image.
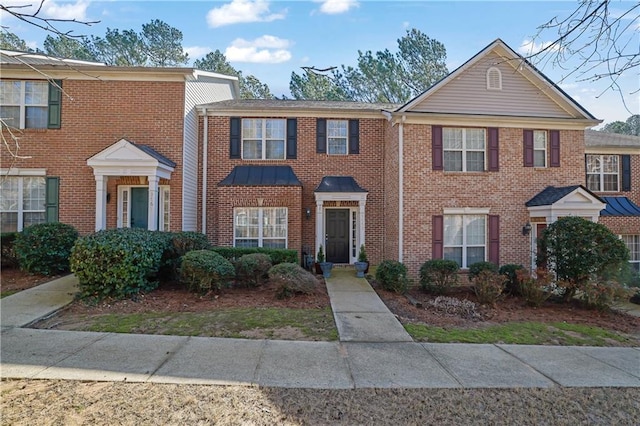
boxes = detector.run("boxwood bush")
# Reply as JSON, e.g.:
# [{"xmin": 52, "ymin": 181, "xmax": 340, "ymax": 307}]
[
  {"xmin": 376, "ymin": 260, "xmax": 409, "ymax": 294},
  {"xmin": 268, "ymin": 262, "xmax": 317, "ymax": 299},
  {"xmin": 179, "ymin": 250, "xmax": 235, "ymax": 293},
  {"xmin": 161, "ymin": 231, "xmax": 212, "ymax": 279},
  {"xmin": 212, "ymin": 247, "xmax": 297, "ymax": 265},
  {"xmin": 70, "ymin": 228, "xmax": 168, "ymax": 299},
  {"xmin": 467, "ymin": 261, "xmax": 499, "ymax": 280},
  {"xmin": 235, "ymin": 253, "xmax": 272, "ymax": 287},
  {"xmin": 15, "ymin": 223, "xmax": 78, "ymax": 275},
  {"xmin": 419, "ymin": 259, "xmax": 459, "ymax": 294}
]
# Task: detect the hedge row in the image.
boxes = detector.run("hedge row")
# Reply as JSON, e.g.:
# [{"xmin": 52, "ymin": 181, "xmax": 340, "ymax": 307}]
[{"xmin": 211, "ymin": 246, "xmax": 298, "ymax": 265}]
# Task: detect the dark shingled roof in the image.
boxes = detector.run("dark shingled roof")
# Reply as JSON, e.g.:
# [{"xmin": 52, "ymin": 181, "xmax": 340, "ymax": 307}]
[
  {"xmin": 315, "ymin": 176, "xmax": 367, "ymax": 193},
  {"xmin": 525, "ymin": 185, "xmax": 603, "ymax": 207},
  {"xmin": 218, "ymin": 166, "xmax": 301, "ymax": 186},
  {"xmin": 200, "ymin": 99, "xmax": 399, "ymax": 112},
  {"xmin": 585, "ymin": 130, "xmax": 640, "ymax": 149},
  {"xmin": 600, "ymin": 197, "xmax": 640, "ymax": 217},
  {"xmin": 135, "ymin": 144, "xmax": 176, "ymax": 168}
]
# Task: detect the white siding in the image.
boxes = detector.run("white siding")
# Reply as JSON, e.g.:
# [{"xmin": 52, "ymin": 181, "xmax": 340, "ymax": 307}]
[
  {"xmin": 182, "ymin": 78, "xmax": 235, "ymax": 231},
  {"xmin": 412, "ymin": 52, "xmax": 575, "ymax": 118}
]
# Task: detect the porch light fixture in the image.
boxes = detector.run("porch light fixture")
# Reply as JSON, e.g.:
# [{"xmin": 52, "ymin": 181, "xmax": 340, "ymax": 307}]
[
  {"xmin": 305, "ymin": 207, "xmax": 311, "ymax": 220},
  {"xmin": 522, "ymin": 222, "xmax": 532, "ymax": 236}
]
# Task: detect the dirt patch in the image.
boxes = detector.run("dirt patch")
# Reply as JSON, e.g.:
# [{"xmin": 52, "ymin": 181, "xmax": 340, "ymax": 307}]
[{"xmin": 375, "ymin": 285, "xmax": 640, "ymax": 338}]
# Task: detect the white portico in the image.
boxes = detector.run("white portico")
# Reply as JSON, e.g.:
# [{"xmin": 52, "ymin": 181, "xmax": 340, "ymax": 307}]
[{"xmin": 87, "ymin": 139, "xmax": 175, "ymax": 231}]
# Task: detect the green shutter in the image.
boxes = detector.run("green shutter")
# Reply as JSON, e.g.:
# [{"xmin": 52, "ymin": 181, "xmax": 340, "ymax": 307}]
[
  {"xmin": 45, "ymin": 177, "xmax": 59, "ymax": 223},
  {"xmin": 47, "ymin": 80, "xmax": 62, "ymax": 129}
]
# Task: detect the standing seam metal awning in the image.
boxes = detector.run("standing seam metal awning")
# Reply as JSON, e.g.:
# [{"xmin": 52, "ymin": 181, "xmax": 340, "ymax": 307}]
[
  {"xmin": 600, "ymin": 196, "xmax": 640, "ymax": 216},
  {"xmin": 218, "ymin": 165, "xmax": 302, "ymax": 186}
]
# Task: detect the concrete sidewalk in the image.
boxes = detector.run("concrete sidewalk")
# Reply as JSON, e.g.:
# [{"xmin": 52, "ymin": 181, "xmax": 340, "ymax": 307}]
[{"xmin": 1, "ymin": 271, "xmax": 639, "ymax": 389}]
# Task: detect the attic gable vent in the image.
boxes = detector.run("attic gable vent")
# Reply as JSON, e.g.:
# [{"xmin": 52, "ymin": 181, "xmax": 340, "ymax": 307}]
[{"xmin": 486, "ymin": 67, "xmax": 502, "ymax": 90}]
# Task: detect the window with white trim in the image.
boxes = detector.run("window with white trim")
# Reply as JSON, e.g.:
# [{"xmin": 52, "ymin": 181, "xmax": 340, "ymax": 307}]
[
  {"xmin": 586, "ymin": 154, "xmax": 619, "ymax": 192},
  {"xmin": 234, "ymin": 207, "xmax": 287, "ymax": 248},
  {"xmin": 241, "ymin": 119, "xmax": 285, "ymax": 160},
  {"xmin": 533, "ymin": 130, "xmax": 547, "ymax": 167},
  {"xmin": 443, "ymin": 128, "xmax": 485, "ymax": 171},
  {"xmin": 0, "ymin": 80, "xmax": 48, "ymax": 129},
  {"xmin": 621, "ymin": 235, "xmax": 639, "ymax": 273},
  {"xmin": 327, "ymin": 120, "xmax": 348, "ymax": 155},
  {"xmin": 443, "ymin": 214, "xmax": 486, "ymax": 268},
  {"xmin": 486, "ymin": 67, "xmax": 502, "ymax": 90},
  {"xmin": 0, "ymin": 176, "xmax": 46, "ymax": 232}
]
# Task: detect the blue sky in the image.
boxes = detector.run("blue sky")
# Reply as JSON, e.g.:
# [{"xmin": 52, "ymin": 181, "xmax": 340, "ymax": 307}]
[{"xmin": 3, "ymin": 0, "xmax": 639, "ymax": 125}]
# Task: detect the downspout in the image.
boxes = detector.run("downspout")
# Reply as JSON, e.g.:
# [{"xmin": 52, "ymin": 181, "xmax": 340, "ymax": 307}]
[
  {"xmin": 398, "ymin": 115, "xmax": 406, "ymax": 262},
  {"xmin": 201, "ymin": 114, "xmax": 208, "ymax": 235}
]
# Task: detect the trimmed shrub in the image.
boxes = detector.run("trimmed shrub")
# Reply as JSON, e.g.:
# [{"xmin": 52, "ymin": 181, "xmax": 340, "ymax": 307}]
[
  {"xmin": 472, "ymin": 270, "xmax": 506, "ymax": 306},
  {"xmin": 499, "ymin": 264, "xmax": 525, "ymax": 295},
  {"xmin": 179, "ymin": 250, "xmax": 235, "ymax": 293},
  {"xmin": 268, "ymin": 262, "xmax": 317, "ymax": 299},
  {"xmin": 376, "ymin": 260, "xmax": 409, "ymax": 294},
  {"xmin": 516, "ymin": 268, "xmax": 553, "ymax": 307},
  {"xmin": 468, "ymin": 261, "xmax": 498, "ymax": 280},
  {"xmin": 1, "ymin": 232, "xmax": 19, "ymax": 268},
  {"xmin": 15, "ymin": 223, "xmax": 78, "ymax": 275},
  {"xmin": 212, "ymin": 247, "xmax": 298, "ymax": 265},
  {"xmin": 71, "ymin": 228, "xmax": 167, "ymax": 299},
  {"xmin": 580, "ymin": 280, "xmax": 631, "ymax": 311},
  {"xmin": 161, "ymin": 232, "xmax": 212, "ymax": 279},
  {"xmin": 235, "ymin": 253, "xmax": 273, "ymax": 287},
  {"xmin": 419, "ymin": 259, "xmax": 459, "ymax": 294}
]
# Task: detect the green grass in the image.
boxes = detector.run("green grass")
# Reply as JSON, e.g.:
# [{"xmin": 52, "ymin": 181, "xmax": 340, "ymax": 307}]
[
  {"xmin": 1, "ymin": 290, "xmax": 20, "ymax": 299},
  {"xmin": 405, "ymin": 321, "xmax": 635, "ymax": 346},
  {"xmin": 83, "ymin": 307, "xmax": 338, "ymax": 340}
]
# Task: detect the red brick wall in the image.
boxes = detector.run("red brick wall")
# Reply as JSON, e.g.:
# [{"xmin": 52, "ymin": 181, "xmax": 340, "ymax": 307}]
[
  {"xmin": 0, "ymin": 79, "xmax": 186, "ymax": 235},
  {"xmin": 400, "ymin": 125, "xmax": 587, "ymax": 276},
  {"xmin": 202, "ymin": 116, "xmax": 387, "ymax": 263},
  {"xmin": 383, "ymin": 120, "xmax": 400, "ymax": 261}
]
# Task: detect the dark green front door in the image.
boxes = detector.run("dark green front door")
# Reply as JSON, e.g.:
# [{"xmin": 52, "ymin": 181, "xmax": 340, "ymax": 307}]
[
  {"xmin": 326, "ymin": 209, "xmax": 350, "ymax": 263},
  {"xmin": 130, "ymin": 188, "xmax": 148, "ymax": 229}
]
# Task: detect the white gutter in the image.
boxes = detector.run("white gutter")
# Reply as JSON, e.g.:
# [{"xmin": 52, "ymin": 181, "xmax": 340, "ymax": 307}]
[
  {"xmin": 398, "ymin": 115, "xmax": 406, "ymax": 262},
  {"xmin": 201, "ymin": 117, "xmax": 208, "ymax": 235}
]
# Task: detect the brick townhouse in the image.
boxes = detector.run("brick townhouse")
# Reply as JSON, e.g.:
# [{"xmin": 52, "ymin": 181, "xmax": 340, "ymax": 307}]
[{"xmin": 2, "ymin": 39, "xmax": 637, "ymax": 277}]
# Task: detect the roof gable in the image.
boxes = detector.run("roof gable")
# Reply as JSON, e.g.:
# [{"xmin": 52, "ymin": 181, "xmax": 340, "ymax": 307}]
[
  {"xmin": 397, "ymin": 39, "xmax": 597, "ymax": 121},
  {"xmin": 87, "ymin": 139, "xmax": 176, "ymax": 178}
]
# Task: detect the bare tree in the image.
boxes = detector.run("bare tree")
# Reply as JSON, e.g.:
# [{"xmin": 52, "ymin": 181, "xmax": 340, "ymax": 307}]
[{"xmin": 524, "ymin": 0, "xmax": 639, "ymax": 112}]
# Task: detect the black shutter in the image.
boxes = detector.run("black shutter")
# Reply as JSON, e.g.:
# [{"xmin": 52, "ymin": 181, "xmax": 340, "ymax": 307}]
[
  {"xmin": 229, "ymin": 117, "xmax": 241, "ymax": 159},
  {"xmin": 432, "ymin": 215, "xmax": 443, "ymax": 259},
  {"xmin": 488, "ymin": 215, "xmax": 500, "ymax": 265},
  {"xmin": 47, "ymin": 80, "xmax": 62, "ymax": 129},
  {"xmin": 316, "ymin": 118, "xmax": 327, "ymax": 153},
  {"xmin": 488, "ymin": 127, "xmax": 499, "ymax": 171},
  {"xmin": 45, "ymin": 177, "xmax": 59, "ymax": 223},
  {"xmin": 523, "ymin": 129, "xmax": 534, "ymax": 167},
  {"xmin": 348, "ymin": 119, "xmax": 359, "ymax": 154},
  {"xmin": 286, "ymin": 118, "xmax": 297, "ymax": 159},
  {"xmin": 549, "ymin": 130, "xmax": 560, "ymax": 167},
  {"xmin": 621, "ymin": 154, "xmax": 631, "ymax": 191},
  {"xmin": 432, "ymin": 126, "xmax": 443, "ymax": 170}
]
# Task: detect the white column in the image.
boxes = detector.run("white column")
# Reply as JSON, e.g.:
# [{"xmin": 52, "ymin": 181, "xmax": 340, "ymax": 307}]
[
  {"xmin": 147, "ymin": 175, "xmax": 159, "ymax": 231},
  {"xmin": 358, "ymin": 199, "xmax": 366, "ymax": 252},
  {"xmin": 315, "ymin": 200, "xmax": 324, "ymax": 257},
  {"xmin": 94, "ymin": 175, "xmax": 108, "ymax": 231}
]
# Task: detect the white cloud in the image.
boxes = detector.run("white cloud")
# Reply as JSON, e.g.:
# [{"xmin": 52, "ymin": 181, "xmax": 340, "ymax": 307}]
[
  {"xmin": 184, "ymin": 46, "xmax": 210, "ymax": 60},
  {"xmin": 206, "ymin": 0, "xmax": 286, "ymax": 28},
  {"xmin": 225, "ymin": 35, "xmax": 292, "ymax": 63},
  {"xmin": 315, "ymin": 0, "xmax": 359, "ymax": 15},
  {"xmin": 518, "ymin": 39, "xmax": 560, "ymax": 56}
]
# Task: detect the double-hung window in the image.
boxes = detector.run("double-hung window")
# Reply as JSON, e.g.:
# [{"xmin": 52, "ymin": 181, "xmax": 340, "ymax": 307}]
[
  {"xmin": 0, "ymin": 80, "xmax": 49, "ymax": 129},
  {"xmin": 443, "ymin": 215, "xmax": 486, "ymax": 268},
  {"xmin": 327, "ymin": 120, "xmax": 348, "ymax": 155},
  {"xmin": 234, "ymin": 207, "xmax": 287, "ymax": 248},
  {"xmin": 0, "ymin": 176, "xmax": 46, "ymax": 232},
  {"xmin": 621, "ymin": 235, "xmax": 639, "ymax": 273},
  {"xmin": 533, "ymin": 130, "xmax": 547, "ymax": 167},
  {"xmin": 586, "ymin": 154, "xmax": 619, "ymax": 192},
  {"xmin": 242, "ymin": 119, "xmax": 285, "ymax": 160},
  {"xmin": 443, "ymin": 128, "xmax": 485, "ymax": 171}
]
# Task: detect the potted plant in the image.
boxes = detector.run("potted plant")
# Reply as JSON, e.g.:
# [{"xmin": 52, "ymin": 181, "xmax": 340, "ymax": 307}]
[
  {"xmin": 316, "ymin": 245, "xmax": 333, "ymax": 278},
  {"xmin": 354, "ymin": 244, "xmax": 369, "ymax": 278}
]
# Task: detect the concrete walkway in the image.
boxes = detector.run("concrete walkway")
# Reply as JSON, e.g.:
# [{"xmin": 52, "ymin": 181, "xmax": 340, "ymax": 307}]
[{"xmin": 1, "ymin": 272, "xmax": 639, "ymax": 389}]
